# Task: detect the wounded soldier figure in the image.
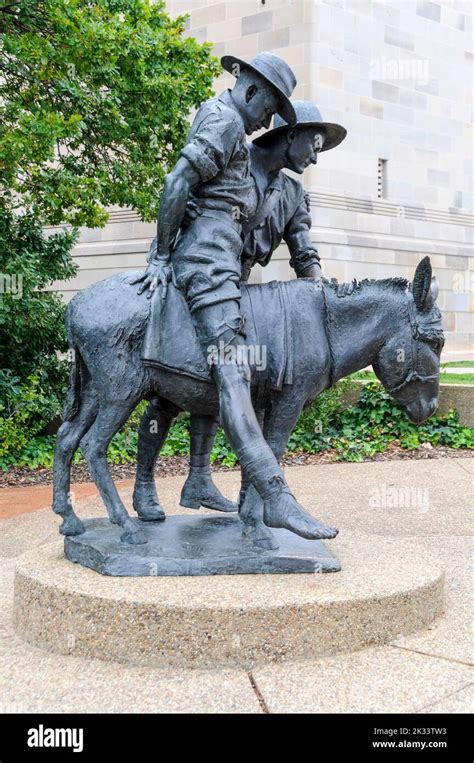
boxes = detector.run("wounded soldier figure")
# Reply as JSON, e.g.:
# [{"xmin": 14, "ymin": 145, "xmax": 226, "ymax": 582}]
[{"xmin": 134, "ymin": 54, "xmax": 338, "ymax": 540}]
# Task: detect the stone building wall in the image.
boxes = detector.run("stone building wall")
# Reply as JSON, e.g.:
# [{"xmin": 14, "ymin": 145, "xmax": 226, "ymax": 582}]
[{"xmin": 52, "ymin": 0, "xmax": 473, "ymax": 355}]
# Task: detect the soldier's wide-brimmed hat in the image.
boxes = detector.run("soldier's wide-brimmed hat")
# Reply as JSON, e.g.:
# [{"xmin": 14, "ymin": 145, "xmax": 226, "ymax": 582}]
[
  {"xmin": 221, "ymin": 51, "xmax": 297, "ymax": 125},
  {"xmin": 252, "ymin": 100, "xmax": 347, "ymax": 152}
]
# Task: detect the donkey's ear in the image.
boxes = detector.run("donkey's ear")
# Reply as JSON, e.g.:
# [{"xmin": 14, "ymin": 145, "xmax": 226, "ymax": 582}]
[
  {"xmin": 430, "ymin": 276, "xmax": 439, "ymax": 302},
  {"xmin": 413, "ymin": 256, "xmax": 433, "ymax": 311}
]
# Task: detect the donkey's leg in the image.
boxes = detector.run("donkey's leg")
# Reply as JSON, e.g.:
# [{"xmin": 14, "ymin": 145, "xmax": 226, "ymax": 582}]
[
  {"xmin": 180, "ymin": 415, "xmax": 237, "ymax": 512},
  {"xmin": 52, "ymin": 390, "xmax": 98, "ymax": 537},
  {"xmin": 260, "ymin": 398, "xmax": 338, "ymax": 540},
  {"xmin": 132, "ymin": 397, "xmax": 180, "ymax": 521},
  {"xmin": 239, "ymin": 397, "xmax": 336, "ymax": 547},
  {"xmin": 81, "ymin": 399, "xmax": 146, "ymax": 545}
]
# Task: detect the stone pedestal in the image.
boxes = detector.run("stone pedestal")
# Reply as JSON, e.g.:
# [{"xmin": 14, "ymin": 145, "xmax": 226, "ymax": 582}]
[{"xmin": 14, "ymin": 534, "xmax": 444, "ymax": 669}]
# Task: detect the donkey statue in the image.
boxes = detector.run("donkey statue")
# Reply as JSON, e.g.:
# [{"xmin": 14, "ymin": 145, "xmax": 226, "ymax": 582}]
[{"xmin": 52, "ymin": 256, "xmax": 443, "ymax": 547}]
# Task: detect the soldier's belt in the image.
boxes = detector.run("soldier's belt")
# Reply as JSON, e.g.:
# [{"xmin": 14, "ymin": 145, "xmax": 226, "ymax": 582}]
[{"xmin": 194, "ymin": 204, "xmax": 243, "ymax": 233}]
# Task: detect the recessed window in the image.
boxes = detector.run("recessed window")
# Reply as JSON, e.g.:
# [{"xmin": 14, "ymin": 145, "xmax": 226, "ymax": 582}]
[{"xmin": 378, "ymin": 158, "xmax": 388, "ymax": 198}]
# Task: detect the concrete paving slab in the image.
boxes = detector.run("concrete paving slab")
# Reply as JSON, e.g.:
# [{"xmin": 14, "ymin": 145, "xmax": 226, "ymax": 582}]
[
  {"xmin": 420, "ymin": 683, "xmax": 474, "ymax": 714},
  {"xmin": 283, "ymin": 458, "xmax": 473, "ymax": 538},
  {"xmin": 252, "ymin": 648, "xmax": 473, "ymax": 714},
  {"xmin": 391, "ymin": 537, "xmax": 473, "ymax": 665},
  {"xmin": 453, "ymin": 458, "xmax": 474, "ymax": 474},
  {"xmin": 0, "ymin": 633, "xmax": 261, "ymax": 714}
]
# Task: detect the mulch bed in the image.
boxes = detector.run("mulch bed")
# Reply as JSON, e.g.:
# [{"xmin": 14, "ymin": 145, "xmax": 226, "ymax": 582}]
[{"xmin": 0, "ymin": 444, "xmax": 471, "ymax": 488}]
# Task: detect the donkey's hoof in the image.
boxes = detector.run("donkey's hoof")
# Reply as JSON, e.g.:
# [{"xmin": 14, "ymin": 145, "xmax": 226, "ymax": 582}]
[
  {"xmin": 242, "ymin": 524, "xmax": 279, "ymax": 551},
  {"xmin": 121, "ymin": 527, "xmax": 147, "ymax": 545},
  {"xmin": 134, "ymin": 501, "xmax": 166, "ymax": 522},
  {"xmin": 121, "ymin": 518, "xmax": 147, "ymax": 545},
  {"xmin": 59, "ymin": 514, "xmax": 85, "ymax": 537}
]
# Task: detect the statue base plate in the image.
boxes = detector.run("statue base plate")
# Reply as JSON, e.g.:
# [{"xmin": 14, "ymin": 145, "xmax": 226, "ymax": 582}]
[{"xmin": 64, "ymin": 515, "xmax": 341, "ymax": 576}]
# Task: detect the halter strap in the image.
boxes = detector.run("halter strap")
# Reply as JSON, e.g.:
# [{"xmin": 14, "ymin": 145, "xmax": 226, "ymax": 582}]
[
  {"xmin": 387, "ymin": 369, "xmax": 439, "ymax": 395},
  {"xmin": 320, "ymin": 282, "xmax": 438, "ymax": 395},
  {"xmin": 386, "ymin": 292, "xmax": 438, "ymax": 395}
]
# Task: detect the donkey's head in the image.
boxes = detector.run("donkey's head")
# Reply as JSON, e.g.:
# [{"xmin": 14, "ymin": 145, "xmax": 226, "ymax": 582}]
[{"xmin": 373, "ymin": 257, "xmax": 444, "ymax": 423}]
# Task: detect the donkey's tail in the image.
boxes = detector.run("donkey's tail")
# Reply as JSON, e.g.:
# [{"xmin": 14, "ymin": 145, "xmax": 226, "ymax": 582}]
[
  {"xmin": 63, "ymin": 344, "xmax": 82, "ymax": 422},
  {"xmin": 62, "ymin": 306, "xmax": 84, "ymax": 421}
]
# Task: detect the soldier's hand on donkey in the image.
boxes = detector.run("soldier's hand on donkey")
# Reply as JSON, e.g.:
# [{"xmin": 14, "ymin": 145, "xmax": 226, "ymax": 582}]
[{"xmin": 131, "ymin": 240, "xmax": 176, "ymax": 299}]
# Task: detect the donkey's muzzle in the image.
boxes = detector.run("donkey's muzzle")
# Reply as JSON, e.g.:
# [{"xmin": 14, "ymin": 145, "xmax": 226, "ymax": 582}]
[{"xmin": 404, "ymin": 396, "xmax": 438, "ymax": 424}]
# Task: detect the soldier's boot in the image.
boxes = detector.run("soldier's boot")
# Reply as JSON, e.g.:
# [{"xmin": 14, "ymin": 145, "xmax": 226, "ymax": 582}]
[{"xmin": 180, "ymin": 415, "xmax": 237, "ymax": 511}]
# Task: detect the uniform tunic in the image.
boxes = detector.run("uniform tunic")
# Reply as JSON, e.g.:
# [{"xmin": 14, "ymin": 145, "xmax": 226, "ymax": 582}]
[
  {"xmin": 172, "ymin": 90, "xmax": 257, "ymax": 316},
  {"xmin": 241, "ymin": 144, "xmax": 320, "ymax": 282}
]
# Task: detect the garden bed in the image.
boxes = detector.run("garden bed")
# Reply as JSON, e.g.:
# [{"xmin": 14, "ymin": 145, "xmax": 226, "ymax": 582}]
[
  {"xmin": 1, "ymin": 442, "xmax": 472, "ymax": 489},
  {"xmin": 2, "ymin": 381, "xmax": 472, "ymax": 485}
]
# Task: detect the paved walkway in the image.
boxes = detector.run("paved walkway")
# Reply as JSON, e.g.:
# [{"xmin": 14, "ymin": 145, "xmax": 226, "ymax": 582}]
[
  {"xmin": 0, "ymin": 480, "xmax": 134, "ymax": 520},
  {"xmin": 0, "ymin": 458, "xmax": 472, "ymax": 713}
]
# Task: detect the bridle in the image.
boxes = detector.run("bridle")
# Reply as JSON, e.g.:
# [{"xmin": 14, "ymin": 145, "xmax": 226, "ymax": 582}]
[
  {"xmin": 319, "ymin": 281, "xmax": 441, "ymax": 395},
  {"xmin": 386, "ymin": 292, "xmax": 440, "ymax": 395}
]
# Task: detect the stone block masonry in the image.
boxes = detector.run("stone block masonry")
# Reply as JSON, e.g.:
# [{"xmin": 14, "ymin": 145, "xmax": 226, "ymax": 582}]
[{"xmin": 50, "ymin": 1, "xmax": 473, "ymax": 355}]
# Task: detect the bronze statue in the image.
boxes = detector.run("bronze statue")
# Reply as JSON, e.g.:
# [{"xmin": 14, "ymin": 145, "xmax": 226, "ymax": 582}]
[
  {"xmin": 131, "ymin": 53, "xmax": 338, "ymax": 540},
  {"xmin": 53, "ymin": 256, "xmax": 443, "ymax": 555},
  {"xmin": 51, "ymin": 55, "xmax": 444, "ymax": 574}
]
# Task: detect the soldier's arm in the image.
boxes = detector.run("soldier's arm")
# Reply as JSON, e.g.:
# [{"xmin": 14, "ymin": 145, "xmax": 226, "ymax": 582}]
[
  {"xmin": 135, "ymin": 109, "xmax": 239, "ymax": 296},
  {"xmin": 155, "ymin": 157, "xmax": 201, "ymax": 261},
  {"xmin": 134, "ymin": 157, "xmax": 200, "ymax": 296},
  {"xmin": 284, "ymin": 192, "xmax": 322, "ymax": 279}
]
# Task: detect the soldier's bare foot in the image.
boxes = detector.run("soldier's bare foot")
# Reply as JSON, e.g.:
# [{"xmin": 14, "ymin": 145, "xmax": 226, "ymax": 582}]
[{"xmin": 264, "ymin": 491, "xmax": 338, "ymax": 540}]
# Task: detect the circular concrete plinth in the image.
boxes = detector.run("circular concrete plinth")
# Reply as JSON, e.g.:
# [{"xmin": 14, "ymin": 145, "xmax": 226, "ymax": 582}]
[{"xmin": 14, "ymin": 535, "xmax": 444, "ymax": 668}]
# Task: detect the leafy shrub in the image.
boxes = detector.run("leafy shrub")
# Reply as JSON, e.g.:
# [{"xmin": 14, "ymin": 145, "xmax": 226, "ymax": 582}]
[
  {"xmin": 0, "ymin": 371, "xmax": 64, "ymax": 467},
  {"xmin": 324, "ymin": 382, "xmax": 473, "ymax": 462},
  {"xmin": 2, "ymin": 380, "xmax": 471, "ymax": 472},
  {"xmin": 0, "ymin": 209, "xmax": 78, "ymax": 390}
]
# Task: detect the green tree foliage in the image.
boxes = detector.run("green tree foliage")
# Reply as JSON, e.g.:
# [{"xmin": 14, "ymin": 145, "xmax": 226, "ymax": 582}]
[
  {"xmin": 0, "ymin": 1, "xmax": 219, "ymax": 460},
  {"xmin": 1, "ymin": 0, "xmax": 220, "ymax": 226},
  {"xmin": 0, "ymin": 209, "xmax": 78, "ymax": 444},
  {"xmin": 0, "ymin": 208, "xmax": 78, "ymax": 378}
]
